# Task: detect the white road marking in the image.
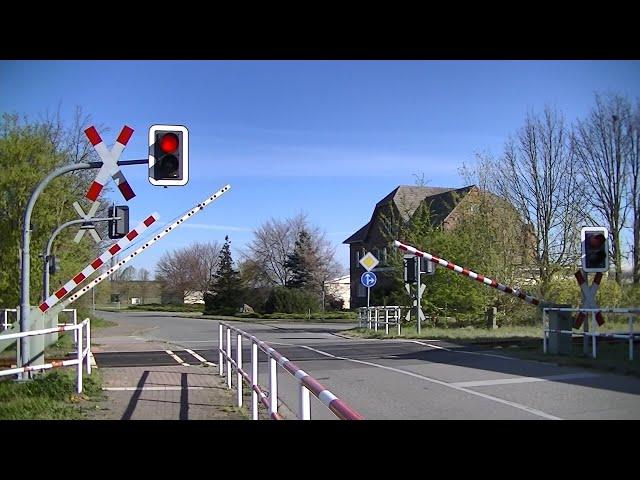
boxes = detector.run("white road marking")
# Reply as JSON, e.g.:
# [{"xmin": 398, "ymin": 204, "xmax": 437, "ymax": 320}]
[
  {"xmin": 165, "ymin": 350, "xmax": 190, "ymax": 366},
  {"xmin": 103, "ymin": 386, "xmax": 204, "ymax": 391},
  {"xmin": 185, "ymin": 348, "xmax": 216, "ymax": 367},
  {"xmin": 404, "ymin": 339, "xmax": 523, "ymax": 361},
  {"xmin": 451, "ymin": 372, "xmax": 601, "ymax": 388},
  {"xmin": 298, "ymin": 345, "xmax": 562, "ymax": 420}
]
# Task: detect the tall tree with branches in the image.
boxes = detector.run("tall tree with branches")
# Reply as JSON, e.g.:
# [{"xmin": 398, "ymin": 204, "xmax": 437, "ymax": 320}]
[
  {"xmin": 490, "ymin": 107, "xmax": 586, "ymax": 298},
  {"xmin": 573, "ymin": 94, "xmax": 631, "ymax": 284}
]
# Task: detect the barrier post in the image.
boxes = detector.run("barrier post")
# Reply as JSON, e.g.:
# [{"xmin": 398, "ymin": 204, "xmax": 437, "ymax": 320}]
[
  {"xmin": 226, "ymin": 327, "xmax": 231, "ymax": 389},
  {"xmin": 299, "ymin": 383, "xmax": 311, "ymax": 420},
  {"xmin": 251, "ymin": 341, "xmax": 258, "ymax": 420},
  {"xmin": 73, "ymin": 309, "xmax": 78, "ymax": 345},
  {"xmin": 269, "ymin": 356, "xmax": 278, "ymax": 416},
  {"xmin": 591, "ymin": 311, "xmax": 597, "ymax": 359},
  {"xmin": 367, "ymin": 308, "xmax": 371, "ymax": 329},
  {"xmin": 374, "ymin": 308, "xmax": 378, "ymax": 331},
  {"xmin": 385, "ymin": 308, "xmax": 389, "ymax": 335},
  {"xmin": 542, "ymin": 309, "xmax": 548, "ymax": 354},
  {"xmin": 86, "ymin": 319, "xmax": 91, "ymax": 375},
  {"xmin": 76, "ymin": 323, "xmax": 83, "ymax": 394},
  {"xmin": 218, "ymin": 323, "xmax": 223, "ymax": 376},
  {"xmin": 629, "ymin": 316, "xmax": 634, "ymax": 361},
  {"xmin": 236, "ymin": 333, "xmax": 243, "ymax": 407}
]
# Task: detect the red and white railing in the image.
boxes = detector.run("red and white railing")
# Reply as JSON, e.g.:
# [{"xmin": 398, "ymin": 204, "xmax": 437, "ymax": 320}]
[
  {"xmin": 542, "ymin": 307, "xmax": 640, "ymax": 360},
  {"xmin": 0, "ymin": 318, "xmax": 91, "ymax": 393},
  {"xmin": 218, "ymin": 322, "xmax": 364, "ymax": 420}
]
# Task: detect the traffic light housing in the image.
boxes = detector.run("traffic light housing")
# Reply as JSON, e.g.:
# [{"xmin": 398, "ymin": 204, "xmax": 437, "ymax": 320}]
[
  {"xmin": 404, "ymin": 256, "xmax": 418, "ymax": 283},
  {"xmin": 581, "ymin": 227, "xmax": 609, "ymax": 273},
  {"xmin": 148, "ymin": 124, "xmax": 189, "ymax": 186},
  {"xmin": 108, "ymin": 205, "xmax": 129, "ymax": 239}
]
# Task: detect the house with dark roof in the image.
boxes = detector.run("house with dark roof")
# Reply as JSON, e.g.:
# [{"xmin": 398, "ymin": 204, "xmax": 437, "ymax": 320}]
[{"xmin": 343, "ymin": 184, "xmax": 484, "ymax": 308}]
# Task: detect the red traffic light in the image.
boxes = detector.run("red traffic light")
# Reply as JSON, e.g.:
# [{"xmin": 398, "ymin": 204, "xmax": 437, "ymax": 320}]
[
  {"xmin": 159, "ymin": 133, "xmax": 179, "ymax": 154},
  {"xmin": 588, "ymin": 233, "xmax": 605, "ymax": 248}
]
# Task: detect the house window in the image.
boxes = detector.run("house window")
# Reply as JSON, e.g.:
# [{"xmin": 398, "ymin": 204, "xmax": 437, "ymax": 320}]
[
  {"xmin": 381, "ymin": 247, "xmax": 387, "ymax": 264},
  {"xmin": 356, "ymin": 249, "xmax": 361, "ymax": 263},
  {"xmin": 357, "ymin": 282, "xmax": 366, "ymax": 297}
]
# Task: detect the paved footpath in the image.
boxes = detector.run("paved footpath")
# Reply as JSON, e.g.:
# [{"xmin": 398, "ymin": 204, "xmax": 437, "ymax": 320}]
[{"xmin": 87, "ymin": 319, "xmax": 247, "ymax": 420}]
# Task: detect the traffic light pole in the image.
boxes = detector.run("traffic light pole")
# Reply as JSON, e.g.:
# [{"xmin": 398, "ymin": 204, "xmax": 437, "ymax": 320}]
[{"xmin": 18, "ymin": 158, "xmax": 147, "ymax": 375}]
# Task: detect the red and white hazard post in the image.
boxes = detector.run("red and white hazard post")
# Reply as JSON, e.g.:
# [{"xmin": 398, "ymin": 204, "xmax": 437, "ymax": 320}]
[
  {"xmin": 84, "ymin": 125, "xmax": 136, "ymax": 201},
  {"xmin": 574, "ymin": 269, "xmax": 604, "ymax": 356}
]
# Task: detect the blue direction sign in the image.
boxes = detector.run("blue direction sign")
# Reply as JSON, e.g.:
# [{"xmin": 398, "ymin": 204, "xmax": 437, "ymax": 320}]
[{"xmin": 361, "ymin": 271, "xmax": 377, "ymax": 288}]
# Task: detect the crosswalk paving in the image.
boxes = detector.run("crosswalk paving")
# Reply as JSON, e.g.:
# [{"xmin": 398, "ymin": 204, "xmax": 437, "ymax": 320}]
[{"xmin": 93, "ymin": 349, "xmax": 219, "ymax": 368}]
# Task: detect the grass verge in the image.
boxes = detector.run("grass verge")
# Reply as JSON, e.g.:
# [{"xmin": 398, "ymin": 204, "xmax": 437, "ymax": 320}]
[{"xmin": 0, "ymin": 369, "xmax": 104, "ymax": 419}]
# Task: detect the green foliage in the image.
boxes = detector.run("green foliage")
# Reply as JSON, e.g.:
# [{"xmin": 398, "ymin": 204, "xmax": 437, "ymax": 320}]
[
  {"xmin": 285, "ymin": 229, "xmax": 314, "ymax": 289},
  {"xmin": 621, "ymin": 283, "xmax": 640, "ymax": 307},
  {"xmin": 263, "ymin": 286, "xmax": 319, "ymax": 314},
  {"xmin": 0, "ymin": 113, "xmax": 99, "ymax": 308},
  {"xmin": 204, "ymin": 236, "xmax": 246, "ymax": 314},
  {"xmin": 0, "ymin": 369, "xmax": 103, "ymax": 420}
]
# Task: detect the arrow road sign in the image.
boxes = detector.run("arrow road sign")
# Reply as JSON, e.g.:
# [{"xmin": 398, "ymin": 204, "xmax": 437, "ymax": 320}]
[
  {"xmin": 84, "ymin": 125, "xmax": 136, "ymax": 202},
  {"xmin": 361, "ymin": 271, "xmax": 377, "ymax": 288},
  {"xmin": 72, "ymin": 201, "xmax": 101, "ymax": 243}
]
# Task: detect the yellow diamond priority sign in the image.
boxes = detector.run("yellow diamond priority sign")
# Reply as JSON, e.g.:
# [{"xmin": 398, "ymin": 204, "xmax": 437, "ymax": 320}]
[{"xmin": 359, "ymin": 252, "xmax": 379, "ymax": 272}]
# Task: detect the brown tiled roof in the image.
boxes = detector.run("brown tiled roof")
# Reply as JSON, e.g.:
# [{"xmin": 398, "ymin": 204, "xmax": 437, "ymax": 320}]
[{"xmin": 343, "ymin": 185, "xmax": 475, "ymax": 244}]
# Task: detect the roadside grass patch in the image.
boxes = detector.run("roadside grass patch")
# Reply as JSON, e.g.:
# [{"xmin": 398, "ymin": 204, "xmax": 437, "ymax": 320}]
[{"xmin": 0, "ymin": 369, "xmax": 104, "ymax": 420}]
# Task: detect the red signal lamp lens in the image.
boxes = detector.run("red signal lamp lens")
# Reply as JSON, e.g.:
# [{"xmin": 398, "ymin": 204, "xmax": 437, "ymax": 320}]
[
  {"xmin": 159, "ymin": 133, "xmax": 179, "ymax": 154},
  {"xmin": 588, "ymin": 233, "xmax": 605, "ymax": 248}
]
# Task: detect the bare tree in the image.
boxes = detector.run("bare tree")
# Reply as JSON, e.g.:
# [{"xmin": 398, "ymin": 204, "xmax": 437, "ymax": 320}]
[
  {"xmin": 155, "ymin": 241, "xmax": 221, "ymax": 299},
  {"xmin": 489, "ymin": 107, "xmax": 586, "ymax": 298},
  {"xmin": 137, "ymin": 267, "xmax": 151, "ymax": 304},
  {"xmin": 630, "ymin": 102, "xmax": 640, "ymax": 283},
  {"xmin": 241, "ymin": 214, "xmax": 307, "ymax": 287},
  {"xmin": 573, "ymin": 94, "xmax": 631, "ymax": 284},
  {"xmin": 241, "ymin": 213, "xmax": 341, "ymax": 290}
]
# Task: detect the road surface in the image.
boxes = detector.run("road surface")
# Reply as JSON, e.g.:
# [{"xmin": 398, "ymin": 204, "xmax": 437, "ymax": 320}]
[{"xmin": 92, "ymin": 310, "xmax": 640, "ymax": 420}]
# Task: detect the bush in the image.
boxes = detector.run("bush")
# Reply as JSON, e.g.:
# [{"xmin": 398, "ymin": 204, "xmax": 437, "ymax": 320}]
[{"xmin": 263, "ymin": 287, "xmax": 319, "ymax": 314}]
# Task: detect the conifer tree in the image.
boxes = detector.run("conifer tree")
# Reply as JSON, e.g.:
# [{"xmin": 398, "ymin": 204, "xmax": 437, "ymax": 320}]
[{"xmin": 204, "ymin": 236, "xmax": 245, "ymax": 314}]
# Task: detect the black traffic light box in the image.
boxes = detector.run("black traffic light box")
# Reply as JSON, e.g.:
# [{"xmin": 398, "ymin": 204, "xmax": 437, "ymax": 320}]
[
  {"xmin": 581, "ymin": 227, "xmax": 609, "ymax": 273},
  {"xmin": 108, "ymin": 205, "xmax": 129, "ymax": 239},
  {"xmin": 148, "ymin": 124, "xmax": 189, "ymax": 186}
]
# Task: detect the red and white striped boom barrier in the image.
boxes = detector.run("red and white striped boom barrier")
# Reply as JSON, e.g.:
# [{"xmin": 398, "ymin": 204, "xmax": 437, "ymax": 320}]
[
  {"xmin": 393, "ymin": 240, "xmax": 541, "ymax": 306},
  {"xmin": 219, "ymin": 322, "xmax": 364, "ymax": 420},
  {"xmin": 48, "ymin": 185, "xmax": 231, "ymax": 316},
  {"xmin": 38, "ymin": 213, "xmax": 159, "ymax": 313},
  {"xmin": 84, "ymin": 125, "xmax": 136, "ymax": 201}
]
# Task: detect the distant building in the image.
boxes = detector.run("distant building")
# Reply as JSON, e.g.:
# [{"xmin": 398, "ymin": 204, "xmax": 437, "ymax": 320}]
[
  {"xmin": 343, "ymin": 184, "xmax": 531, "ymax": 308},
  {"xmin": 325, "ymin": 275, "xmax": 350, "ymax": 309}
]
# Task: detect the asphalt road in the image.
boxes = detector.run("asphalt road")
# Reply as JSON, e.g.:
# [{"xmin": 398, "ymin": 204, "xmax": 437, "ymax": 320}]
[{"xmin": 93, "ymin": 310, "xmax": 640, "ymax": 420}]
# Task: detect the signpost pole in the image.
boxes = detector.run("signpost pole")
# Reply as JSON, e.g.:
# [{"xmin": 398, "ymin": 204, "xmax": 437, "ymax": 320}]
[{"xmin": 416, "ymin": 257, "xmax": 421, "ymax": 335}]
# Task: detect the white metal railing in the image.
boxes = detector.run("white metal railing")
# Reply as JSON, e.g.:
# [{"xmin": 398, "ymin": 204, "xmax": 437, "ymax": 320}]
[
  {"xmin": 0, "ymin": 318, "xmax": 91, "ymax": 393},
  {"xmin": 2, "ymin": 308, "xmax": 18, "ymax": 331},
  {"xmin": 542, "ymin": 307, "xmax": 640, "ymax": 360},
  {"xmin": 357, "ymin": 306, "xmax": 402, "ymax": 334},
  {"xmin": 218, "ymin": 322, "xmax": 364, "ymax": 420},
  {"xmin": 58, "ymin": 308, "xmax": 79, "ymax": 344}
]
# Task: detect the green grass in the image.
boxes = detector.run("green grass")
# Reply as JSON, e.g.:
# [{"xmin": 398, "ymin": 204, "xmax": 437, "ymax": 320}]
[
  {"xmin": 0, "ymin": 369, "xmax": 104, "ymax": 419},
  {"xmin": 496, "ymin": 339, "xmax": 640, "ymax": 377},
  {"xmin": 345, "ymin": 324, "xmax": 543, "ymax": 342},
  {"xmin": 127, "ymin": 303, "xmax": 204, "ymax": 312}
]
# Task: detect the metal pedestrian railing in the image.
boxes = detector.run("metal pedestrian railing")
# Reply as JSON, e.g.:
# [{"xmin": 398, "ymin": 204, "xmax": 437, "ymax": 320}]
[
  {"xmin": 2, "ymin": 308, "xmax": 18, "ymax": 331},
  {"xmin": 357, "ymin": 306, "xmax": 402, "ymax": 334},
  {"xmin": 542, "ymin": 307, "xmax": 640, "ymax": 360},
  {"xmin": 218, "ymin": 321, "xmax": 364, "ymax": 420},
  {"xmin": 0, "ymin": 318, "xmax": 91, "ymax": 393}
]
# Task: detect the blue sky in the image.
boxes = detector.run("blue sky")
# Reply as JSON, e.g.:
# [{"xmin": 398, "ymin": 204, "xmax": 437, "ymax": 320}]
[{"xmin": 2, "ymin": 60, "xmax": 639, "ymax": 276}]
